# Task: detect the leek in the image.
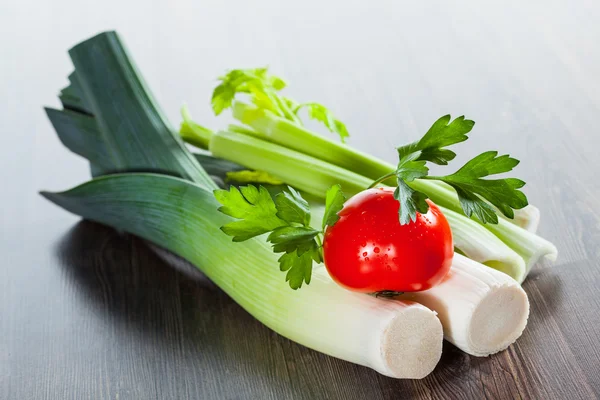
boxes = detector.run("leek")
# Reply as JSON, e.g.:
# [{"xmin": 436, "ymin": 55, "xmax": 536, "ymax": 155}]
[{"xmin": 42, "ymin": 174, "xmax": 443, "ymax": 379}]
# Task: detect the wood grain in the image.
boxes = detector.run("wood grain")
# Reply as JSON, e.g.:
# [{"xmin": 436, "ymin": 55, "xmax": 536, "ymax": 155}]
[{"xmin": 1, "ymin": 1, "xmax": 599, "ymax": 399}]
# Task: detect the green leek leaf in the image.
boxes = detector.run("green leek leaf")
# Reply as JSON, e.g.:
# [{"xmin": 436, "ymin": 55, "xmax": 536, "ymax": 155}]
[{"xmin": 67, "ymin": 31, "xmax": 214, "ymax": 189}]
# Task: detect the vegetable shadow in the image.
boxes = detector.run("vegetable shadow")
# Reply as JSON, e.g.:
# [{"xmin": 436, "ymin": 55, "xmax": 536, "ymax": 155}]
[
  {"xmin": 55, "ymin": 220, "xmax": 295, "ymax": 396},
  {"xmin": 54, "ymin": 220, "xmax": 415, "ymax": 399}
]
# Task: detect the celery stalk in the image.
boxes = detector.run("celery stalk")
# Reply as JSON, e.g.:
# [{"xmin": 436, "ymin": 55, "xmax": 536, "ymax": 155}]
[
  {"xmin": 232, "ymin": 102, "xmax": 539, "ymax": 231},
  {"xmin": 209, "ymin": 131, "xmax": 369, "ymax": 197},
  {"xmin": 232, "ymin": 102, "xmax": 392, "ymax": 180}
]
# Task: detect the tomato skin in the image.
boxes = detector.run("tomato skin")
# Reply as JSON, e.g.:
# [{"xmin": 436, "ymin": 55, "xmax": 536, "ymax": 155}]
[{"xmin": 323, "ymin": 187, "xmax": 453, "ymax": 293}]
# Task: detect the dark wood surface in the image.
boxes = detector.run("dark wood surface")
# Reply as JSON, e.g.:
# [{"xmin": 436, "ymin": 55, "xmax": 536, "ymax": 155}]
[{"xmin": 1, "ymin": 1, "xmax": 599, "ymax": 399}]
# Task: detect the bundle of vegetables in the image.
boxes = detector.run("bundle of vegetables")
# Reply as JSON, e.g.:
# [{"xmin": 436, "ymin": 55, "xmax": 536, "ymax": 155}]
[
  {"xmin": 43, "ymin": 31, "xmax": 556, "ymax": 379},
  {"xmin": 180, "ymin": 68, "xmax": 557, "ymax": 356}
]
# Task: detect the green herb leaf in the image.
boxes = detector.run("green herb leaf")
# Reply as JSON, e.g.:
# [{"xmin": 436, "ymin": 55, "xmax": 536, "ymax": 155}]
[
  {"xmin": 212, "ymin": 68, "xmax": 286, "ymax": 116},
  {"xmin": 397, "ymin": 115, "xmax": 474, "ymax": 165},
  {"xmin": 394, "ymin": 181, "xmax": 430, "ymax": 225},
  {"xmin": 322, "ymin": 184, "xmax": 347, "ymax": 229},
  {"xmin": 214, "ymin": 185, "xmax": 287, "ymax": 241},
  {"xmin": 395, "ymin": 152, "xmax": 429, "ymax": 183},
  {"xmin": 267, "ymin": 226, "xmax": 320, "ymax": 245},
  {"xmin": 215, "ymin": 184, "xmax": 327, "ymax": 289},
  {"xmin": 295, "ymin": 103, "xmax": 350, "ymax": 143},
  {"xmin": 272, "ymin": 238, "xmax": 319, "ymax": 256},
  {"xmin": 275, "ymin": 187, "xmax": 311, "ymax": 226},
  {"xmin": 278, "ymin": 249, "xmax": 315, "ymax": 290},
  {"xmin": 428, "ymin": 151, "xmax": 527, "ymax": 222},
  {"xmin": 211, "ymin": 67, "xmax": 350, "ymax": 141},
  {"xmin": 374, "ymin": 115, "xmax": 527, "ymax": 225}
]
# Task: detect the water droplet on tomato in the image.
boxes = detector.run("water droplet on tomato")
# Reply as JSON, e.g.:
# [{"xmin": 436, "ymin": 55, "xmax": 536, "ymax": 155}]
[
  {"xmin": 365, "ymin": 257, "xmax": 370, "ymax": 261},
  {"xmin": 374, "ymin": 247, "xmax": 380, "ymax": 253},
  {"xmin": 362, "ymin": 252, "xmax": 368, "ymax": 257}
]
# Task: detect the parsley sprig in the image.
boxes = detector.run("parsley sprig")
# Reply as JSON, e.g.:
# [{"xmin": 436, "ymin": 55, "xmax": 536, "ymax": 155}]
[
  {"xmin": 370, "ymin": 115, "xmax": 528, "ymax": 225},
  {"xmin": 212, "ymin": 68, "xmax": 349, "ymax": 142},
  {"xmin": 215, "ymin": 184, "xmax": 346, "ymax": 289}
]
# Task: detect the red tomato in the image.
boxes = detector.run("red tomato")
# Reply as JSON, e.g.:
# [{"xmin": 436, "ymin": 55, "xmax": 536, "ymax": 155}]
[{"xmin": 323, "ymin": 187, "xmax": 453, "ymax": 293}]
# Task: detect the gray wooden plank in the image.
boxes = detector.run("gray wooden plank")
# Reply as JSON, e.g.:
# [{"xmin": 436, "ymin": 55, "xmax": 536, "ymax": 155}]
[{"xmin": 2, "ymin": 0, "xmax": 600, "ymax": 399}]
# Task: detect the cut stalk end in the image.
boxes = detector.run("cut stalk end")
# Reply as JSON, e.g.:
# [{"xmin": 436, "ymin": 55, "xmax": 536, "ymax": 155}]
[
  {"xmin": 380, "ymin": 303, "xmax": 443, "ymax": 379},
  {"xmin": 400, "ymin": 254, "xmax": 530, "ymax": 357},
  {"xmin": 466, "ymin": 283, "xmax": 529, "ymax": 356}
]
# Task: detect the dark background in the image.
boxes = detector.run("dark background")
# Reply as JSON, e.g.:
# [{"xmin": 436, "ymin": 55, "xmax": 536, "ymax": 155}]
[{"xmin": 1, "ymin": 1, "xmax": 599, "ymax": 399}]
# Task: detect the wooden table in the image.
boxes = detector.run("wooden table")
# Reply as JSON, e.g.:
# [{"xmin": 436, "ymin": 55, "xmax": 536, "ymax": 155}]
[{"xmin": 1, "ymin": 1, "xmax": 599, "ymax": 399}]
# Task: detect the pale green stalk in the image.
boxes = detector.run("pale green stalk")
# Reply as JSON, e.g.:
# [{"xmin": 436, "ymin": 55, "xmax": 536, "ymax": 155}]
[
  {"xmin": 180, "ymin": 105, "xmax": 213, "ymax": 150},
  {"xmin": 232, "ymin": 101, "xmax": 539, "ymax": 231},
  {"xmin": 209, "ymin": 131, "xmax": 368, "ymax": 197}
]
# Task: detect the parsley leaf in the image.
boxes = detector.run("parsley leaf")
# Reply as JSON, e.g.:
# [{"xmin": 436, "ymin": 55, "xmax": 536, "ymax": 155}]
[
  {"xmin": 394, "ymin": 180, "xmax": 430, "ymax": 225},
  {"xmin": 278, "ymin": 249, "xmax": 316, "ymax": 290},
  {"xmin": 322, "ymin": 184, "xmax": 346, "ymax": 229},
  {"xmin": 214, "ymin": 185, "xmax": 287, "ymax": 242},
  {"xmin": 216, "ymin": 184, "xmax": 347, "ymax": 289},
  {"xmin": 396, "ymin": 115, "xmax": 475, "ymax": 165},
  {"xmin": 392, "ymin": 152, "xmax": 430, "ymax": 224},
  {"xmin": 268, "ymin": 226, "xmax": 320, "ymax": 246},
  {"xmin": 275, "ymin": 186, "xmax": 311, "ymax": 226},
  {"xmin": 272, "ymin": 239, "xmax": 318, "ymax": 256},
  {"xmin": 372, "ymin": 115, "xmax": 528, "ymax": 225},
  {"xmin": 428, "ymin": 151, "xmax": 527, "ymax": 222}
]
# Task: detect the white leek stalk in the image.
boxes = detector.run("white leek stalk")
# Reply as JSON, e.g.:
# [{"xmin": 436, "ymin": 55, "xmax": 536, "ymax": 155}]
[{"xmin": 400, "ymin": 254, "xmax": 529, "ymax": 356}]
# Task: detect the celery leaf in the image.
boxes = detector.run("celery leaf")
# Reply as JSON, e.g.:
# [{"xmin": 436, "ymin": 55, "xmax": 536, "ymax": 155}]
[{"xmin": 295, "ymin": 103, "xmax": 350, "ymax": 143}]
